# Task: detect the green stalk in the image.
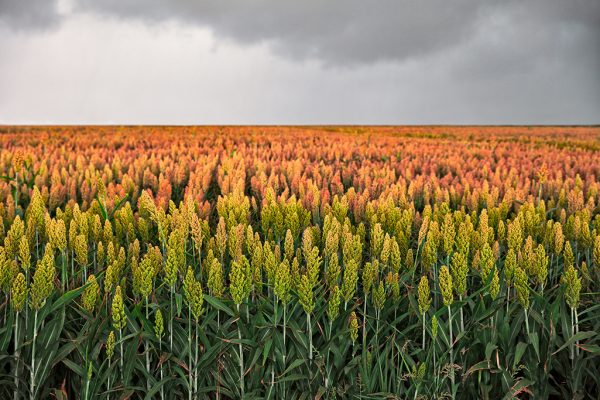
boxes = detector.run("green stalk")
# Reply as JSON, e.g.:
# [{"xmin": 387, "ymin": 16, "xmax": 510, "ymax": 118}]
[
  {"xmin": 271, "ymin": 299, "xmax": 277, "ymax": 395},
  {"xmin": 326, "ymin": 320, "xmax": 332, "ymax": 389},
  {"xmin": 237, "ymin": 304, "xmax": 245, "ymax": 398},
  {"xmin": 448, "ymin": 305, "xmax": 454, "ymax": 391},
  {"xmin": 119, "ymin": 328, "xmax": 123, "ymax": 382},
  {"xmin": 108, "ymin": 358, "xmax": 111, "ymax": 398},
  {"xmin": 362, "ymin": 294, "xmax": 367, "ymax": 352},
  {"xmin": 14, "ymin": 172, "xmax": 18, "ymax": 210},
  {"xmin": 307, "ymin": 312, "xmax": 312, "ymax": 362},
  {"xmin": 84, "ymin": 369, "xmax": 90, "ymax": 400},
  {"xmin": 62, "ymin": 250, "xmax": 67, "ymax": 292},
  {"xmin": 194, "ymin": 322, "xmax": 199, "ymax": 398},
  {"xmin": 145, "ymin": 298, "xmax": 151, "ymax": 393},
  {"xmin": 422, "ymin": 312, "xmax": 426, "ymax": 350},
  {"xmin": 30, "ymin": 310, "xmax": 38, "ymax": 400},
  {"xmin": 13, "ymin": 311, "xmax": 19, "ymax": 400},
  {"xmin": 282, "ymin": 303, "xmax": 287, "ymax": 397},
  {"xmin": 376, "ymin": 309, "xmax": 383, "ymax": 384},
  {"xmin": 574, "ymin": 308, "xmax": 580, "ymax": 356},
  {"xmin": 159, "ymin": 336, "xmax": 164, "ymax": 400},
  {"xmin": 188, "ymin": 304, "xmax": 192, "ymax": 400},
  {"xmin": 524, "ymin": 308, "xmax": 530, "ymax": 336},
  {"xmin": 170, "ymin": 287, "xmax": 174, "ymax": 351},
  {"xmin": 570, "ymin": 307, "xmax": 575, "ymax": 360}
]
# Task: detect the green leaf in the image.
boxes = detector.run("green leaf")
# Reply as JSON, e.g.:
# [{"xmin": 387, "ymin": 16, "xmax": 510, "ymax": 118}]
[
  {"xmin": 552, "ymin": 331, "xmax": 597, "ymax": 355},
  {"xmin": 512, "ymin": 342, "xmax": 528, "ymax": 370}
]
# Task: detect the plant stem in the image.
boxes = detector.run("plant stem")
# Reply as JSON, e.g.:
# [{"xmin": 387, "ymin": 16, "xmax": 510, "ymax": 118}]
[
  {"xmin": 237, "ymin": 304, "xmax": 244, "ymax": 398},
  {"xmin": 362, "ymin": 294, "xmax": 367, "ymax": 352},
  {"xmin": 422, "ymin": 313, "xmax": 426, "ymax": 350},
  {"xmin": 14, "ymin": 312, "xmax": 19, "ymax": 400},
  {"xmin": 188, "ymin": 304, "xmax": 192, "ymax": 400},
  {"xmin": 146, "ymin": 298, "xmax": 151, "ymax": 392},
  {"xmin": 108, "ymin": 358, "xmax": 111, "ymax": 399},
  {"xmin": 30, "ymin": 310, "xmax": 38, "ymax": 400},
  {"xmin": 574, "ymin": 307, "xmax": 579, "ymax": 356},
  {"xmin": 195, "ymin": 322, "xmax": 199, "ymax": 398},
  {"xmin": 159, "ymin": 337, "xmax": 164, "ymax": 400},
  {"xmin": 119, "ymin": 328, "xmax": 123, "ymax": 382},
  {"xmin": 307, "ymin": 312, "xmax": 313, "ymax": 362},
  {"xmin": 448, "ymin": 305, "xmax": 454, "ymax": 391},
  {"xmin": 170, "ymin": 287, "xmax": 174, "ymax": 352}
]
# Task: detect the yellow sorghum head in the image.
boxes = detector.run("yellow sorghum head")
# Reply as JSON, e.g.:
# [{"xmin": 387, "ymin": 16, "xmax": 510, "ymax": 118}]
[
  {"xmin": 439, "ymin": 265, "xmax": 454, "ymax": 307},
  {"xmin": 207, "ymin": 258, "xmax": 224, "ymax": 298},
  {"xmin": 229, "ymin": 258, "xmax": 248, "ymax": 306},
  {"xmin": 431, "ymin": 315, "xmax": 438, "ymax": 340},
  {"xmin": 263, "ymin": 242, "xmax": 276, "ymax": 286},
  {"xmin": 504, "ymin": 248, "xmax": 517, "ymax": 285},
  {"xmin": 190, "ymin": 280, "xmax": 204, "ymax": 322},
  {"xmin": 11, "ymin": 272, "xmax": 27, "ymax": 312},
  {"xmin": 508, "ymin": 219, "xmax": 523, "ymax": 251},
  {"xmin": 349, "ymin": 311, "xmax": 359, "ymax": 343},
  {"xmin": 165, "ymin": 229, "xmax": 184, "ymax": 288},
  {"xmin": 418, "ymin": 275, "xmax": 431, "ymax": 315},
  {"xmin": 370, "ymin": 223, "xmax": 384, "ymax": 260},
  {"xmin": 111, "ymin": 285, "xmax": 126, "ymax": 330},
  {"xmin": 106, "ymin": 331, "xmax": 116, "ymax": 359},
  {"xmin": 298, "ymin": 274, "xmax": 315, "ymax": 315},
  {"xmin": 30, "ymin": 249, "xmax": 55, "ymax": 310},
  {"xmin": 5, "ymin": 216, "xmax": 24, "ymax": 260},
  {"xmin": 183, "ymin": 266, "xmax": 195, "ymax": 302},
  {"xmin": 74, "ymin": 234, "xmax": 88, "ymax": 267},
  {"xmin": 18, "ymin": 236, "xmax": 30, "ymax": 272},
  {"xmin": 386, "ymin": 272, "xmax": 401, "ymax": 302},
  {"xmin": 97, "ymin": 241, "xmax": 105, "ymax": 269},
  {"xmin": 390, "ymin": 238, "xmax": 401, "ymax": 274},
  {"xmin": 514, "ymin": 267, "xmax": 529, "ymax": 310},
  {"xmin": 305, "ymin": 246, "xmax": 322, "ymax": 290},
  {"xmin": 450, "ymin": 251, "xmax": 468, "ymax": 297},
  {"xmin": 405, "ymin": 248, "xmax": 414, "ymax": 270},
  {"xmin": 442, "ymin": 213, "xmax": 456, "ymax": 256},
  {"xmin": 362, "ymin": 261, "xmax": 375, "ymax": 296},
  {"xmin": 284, "ymin": 229, "xmax": 295, "ymax": 262},
  {"xmin": 373, "ymin": 281, "xmax": 386, "ymax": 311},
  {"xmin": 593, "ymin": 235, "xmax": 600, "ymax": 268},
  {"xmin": 251, "ymin": 244, "xmax": 263, "ymax": 292},
  {"xmin": 342, "ymin": 259, "xmax": 359, "ymax": 305},
  {"xmin": 327, "ymin": 285, "xmax": 341, "ymax": 322},
  {"xmin": 274, "ymin": 259, "xmax": 291, "ymax": 304},
  {"xmin": 478, "ymin": 242, "xmax": 495, "ymax": 281},
  {"xmin": 380, "ymin": 234, "xmax": 391, "ymax": 266},
  {"xmin": 82, "ymin": 274, "xmax": 100, "ymax": 314},
  {"xmin": 563, "ymin": 241, "xmax": 574, "ymax": 270},
  {"xmin": 489, "ymin": 267, "xmax": 500, "ymax": 300},
  {"xmin": 421, "ymin": 234, "xmax": 437, "ymax": 274},
  {"xmin": 155, "ymin": 309, "xmax": 164, "ymax": 339},
  {"xmin": 561, "ymin": 264, "xmax": 581, "ymax": 309},
  {"xmin": 49, "ymin": 219, "xmax": 67, "ymax": 252},
  {"xmin": 325, "ymin": 254, "xmax": 341, "ymax": 289}
]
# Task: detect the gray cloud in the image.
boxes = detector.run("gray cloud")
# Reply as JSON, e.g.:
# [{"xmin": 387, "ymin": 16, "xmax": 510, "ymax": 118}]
[
  {"xmin": 0, "ymin": 0, "xmax": 61, "ymax": 30},
  {"xmin": 0, "ymin": 0, "xmax": 598, "ymax": 124}
]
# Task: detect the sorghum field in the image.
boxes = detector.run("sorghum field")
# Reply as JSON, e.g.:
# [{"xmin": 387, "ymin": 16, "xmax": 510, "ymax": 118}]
[{"xmin": 1, "ymin": 126, "xmax": 599, "ymax": 399}]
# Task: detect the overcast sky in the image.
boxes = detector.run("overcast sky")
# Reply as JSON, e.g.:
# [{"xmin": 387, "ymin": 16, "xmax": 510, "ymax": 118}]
[{"xmin": 0, "ymin": 0, "xmax": 599, "ymax": 125}]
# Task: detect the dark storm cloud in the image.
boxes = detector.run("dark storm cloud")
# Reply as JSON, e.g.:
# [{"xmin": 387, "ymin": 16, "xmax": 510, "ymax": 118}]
[
  {"xmin": 0, "ymin": 0, "xmax": 61, "ymax": 30},
  {"xmin": 73, "ymin": 0, "xmax": 600, "ymax": 67},
  {"xmin": 0, "ymin": 0, "xmax": 598, "ymax": 124},
  {"xmin": 72, "ymin": 0, "xmax": 487, "ymax": 65}
]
